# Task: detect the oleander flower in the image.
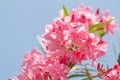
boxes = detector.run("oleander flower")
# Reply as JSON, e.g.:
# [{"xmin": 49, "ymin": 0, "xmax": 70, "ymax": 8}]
[
  {"xmin": 17, "ymin": 48, "xmax": 70, "ymax": 80},
  {"xmin": 102, "ymin": 10, "xmax": 117, "ymax": 36},
  {"xmin": 42, "ymin": 4, "xmax": 111, "ymax": 65},
  {"xmin": 103, "ymin": 63, "xmax": 120, "ymax": 80}
]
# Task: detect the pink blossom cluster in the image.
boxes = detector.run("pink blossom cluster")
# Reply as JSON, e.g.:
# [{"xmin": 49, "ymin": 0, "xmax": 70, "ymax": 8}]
[
  {"xmin": 43, "ymin": 4, "xmax": 117, "ymax": 65},
  {"xmin": 17, "ymin": 48, "xmax": 70, "ymax": 80},
  {"xmin": 103, "ymin": 63, "xmax": 120, "ymax": 80},
  {"xmin": 11, "ymin": 4, "xmax": 118, "ymax": 80}
]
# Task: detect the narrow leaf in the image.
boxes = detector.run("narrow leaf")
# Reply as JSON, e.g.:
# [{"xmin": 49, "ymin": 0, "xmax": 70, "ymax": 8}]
[
  {"xmin": 118, "ymin": 31, "xmax": 120, "ymax": 48},
  {"xmin": 113, "ymin": 43, "xmax": 117, "ymax": 61},
  {"xmin": 117, "ymin": 53, "xmax": 120, "ymax": 66},
  {"xmin": 82, "ymin": 77, "xmax": 92, "ymax": 80},
  {"xmin": 95, "ymin": 29, "xmax": 105, "ymax": 37},
  {"xmin": 89, "ymin": 19, "xmax": 113, "ymax": 33},
  {"xmin": 84, "ymin": 66, "xmax": 92, "ymax": 80},
  {"xmin": 85, "ymin": 66, "xmax": 89, "ymax": 76},
  {"xmin": 68, "ymin": 74, "xmax": 86, "ymax": 78},
  {"xmin": 62, "ymin": 5, "xmax": 69, "ymax": 16}
]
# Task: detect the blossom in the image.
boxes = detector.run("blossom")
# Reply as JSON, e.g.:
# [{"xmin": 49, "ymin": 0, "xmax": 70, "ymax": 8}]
[
  {"xmin": 42, "ymin": 4, "xmax": 110, "ymax": 65},
  {"xmin": 78, "ymin": 33, "xmax": 107, "ymax": 65},
  {"xmin": 97, "ymin": 63, "xmax": 105, "ymax": 77},
  {"xmin": 103, "ymin": 63, "xmax": 120, "ymax": 80},
  {"xmin": 17, "ymin": 48, "xmax": 70, "ymax": 80},
  {"xmin": 102, "ymin": 10, "xmax": 117, "ymax": 36},
  {"xmin": 69, "ymin": 4, "xmax": 99, "ymax": 27}
]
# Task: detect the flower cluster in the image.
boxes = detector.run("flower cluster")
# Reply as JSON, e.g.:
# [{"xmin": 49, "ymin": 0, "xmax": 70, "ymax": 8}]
[
  {"xmin": 10, "ymin": 4, "xmax": 118, "ymax": 80},
  {"xmin": 103, "ymin": 63, "xmax": 120, "ymax": 80},
  {"xmin": 17, "ymin": 48, "xmax": 70, "ymax": 80},
  {"xmin": 43, "ymin": 4, "xmax": 117, "ymax": 65}
]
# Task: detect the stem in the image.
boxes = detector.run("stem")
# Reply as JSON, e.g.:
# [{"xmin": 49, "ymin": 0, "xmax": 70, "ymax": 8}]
[{"xmin": 68, "ymin": 66, "xmax": 103, "ymax": 80}]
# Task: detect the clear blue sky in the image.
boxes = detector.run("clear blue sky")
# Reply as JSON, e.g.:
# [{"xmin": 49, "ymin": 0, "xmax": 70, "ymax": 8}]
[{"xmin": 0, "ymin": 0, "xmax": 120, "ymax": 80}]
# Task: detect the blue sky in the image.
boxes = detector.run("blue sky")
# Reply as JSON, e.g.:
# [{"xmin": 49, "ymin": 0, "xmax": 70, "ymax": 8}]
[{"xmin": 0, "ymin": 0, "xmax": 120, "ymax": 80}]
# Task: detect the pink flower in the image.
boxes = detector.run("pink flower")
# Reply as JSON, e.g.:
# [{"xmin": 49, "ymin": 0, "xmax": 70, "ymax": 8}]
[
  {"xmin": 43, "ymin": 16, "xmax": 89, "ymax": 64},
  {"xmin": 42, "ymin": 4, "xmax": 111, "ymax": 65},
  {"xmin": 103, "ymin": 63, "xmax": 120, "ymax": 80},
  {"xmin": 79, "ymin": 33, "xmax": 107, "ymax": 65},
  {"xmin": 17, "ymin": 48, "xmax": 70, "ymax": 80},
  {"xmin": 67, "ymin": 33, "xmax": 107, "ymax": 65},
  {"xmin": 69, "ymin": 4, "xmax": 100, "ymax": 27},
  {"xmin": 96, "ymin": 63, "xmax": 105, "ymax": 77},
  {"xmin": 102, "ymin": 10, "xmax": 117, "ymax": 36}
]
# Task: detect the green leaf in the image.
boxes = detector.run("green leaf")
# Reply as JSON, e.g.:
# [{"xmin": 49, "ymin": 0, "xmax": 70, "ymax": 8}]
[
  {"xmin": 62, "ymin": 5, "xmax": 69, "ymax": 16},
  {"xmin": 84, "ymin": 66, "xmax": 89, "ymax": 76},
  {"xmin": 95, "ymin": 29, "xmax": 105, "ymax": 37},
  {"xmin": 82, "ymin": 77, "xmax": 92, "ymax": 80},
  {"xmin": 118, "ymin": 31, "xmax": 120, "ymax": 47},
  {"xmin": 117, "ymin": 53, "xmax": 120, "ymax": 66},
  {"xmin": 89, "ymin": 19, "xmax": 113, "ymax": 33},
  {"xmin": 83, "ymin": 66, "xmax": 93, "ymax": 80},
  {"xmin": 113, "ymin": 43, "xmax": 117, "ymax": 61},
  {"xmin": 68, "ymin": 74, "xmax": 87, "ymax": 79}
]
